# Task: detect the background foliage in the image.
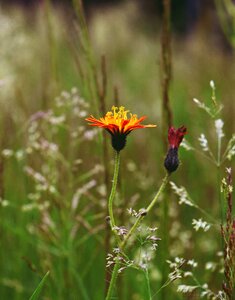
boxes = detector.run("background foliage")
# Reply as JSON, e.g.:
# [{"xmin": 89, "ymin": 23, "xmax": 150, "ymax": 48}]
[{"xmin": 0, "ymin": 1, "xmax": 234, "ymax": 299}]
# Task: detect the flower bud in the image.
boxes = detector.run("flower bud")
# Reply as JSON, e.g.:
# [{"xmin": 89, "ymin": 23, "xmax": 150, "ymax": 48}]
[
  {"xmin": 164, "ymin": 126, "xmax": 187, "ymax": 173},
  {"xmin": 164, "ymin": 147, "xmax": 179, "ymax": 172}
]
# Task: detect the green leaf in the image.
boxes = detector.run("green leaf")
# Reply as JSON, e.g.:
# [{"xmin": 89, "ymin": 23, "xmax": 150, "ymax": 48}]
[{"xmin": 29, "ymin": 271, "xmax": 50, "ymax": 300}]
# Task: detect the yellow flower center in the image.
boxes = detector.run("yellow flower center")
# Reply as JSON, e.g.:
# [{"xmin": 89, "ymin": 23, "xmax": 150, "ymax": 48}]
[{"xmin": 105, "ymin": 106, "xmax": 137, "ymax": 126}]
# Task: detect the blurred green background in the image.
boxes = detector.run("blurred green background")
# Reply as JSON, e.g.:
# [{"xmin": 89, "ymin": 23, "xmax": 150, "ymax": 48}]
[{"xmin": 0, "ymin": 0, "xmax": 234, "ymax": 299}]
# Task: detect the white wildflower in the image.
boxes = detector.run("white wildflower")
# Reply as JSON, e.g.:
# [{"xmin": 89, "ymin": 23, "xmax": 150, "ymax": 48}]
[
  {"xmin": 28, "ymin": 193, "xmax": 40, "ymax": 201},
  {"xmin": 127, "ymin": 207, "xmax": 138, "ymax": 217},
  {"xmin": 2, "ymin": 149, "xmax": 13, "ymax": 158},
  {"xmin": 192, "ymin": 218, "xmax": 211, "ymax": 232},
  {"xmin": 15, "ymin": 150, "xmax": 24, "ymax": 161},
  {"xmin": 205, "ymin": 262, "xmax": 217, "ymax": 271},
  {"xmin": 49, "ymin": 115, "xmax": 65, "ymax": 125},
  {"xmin": 226, "ymin": 134, "xmax": 235, "ymax": 160},
  {"xmin": 181, "ymin": 139, "xmax": 193, "ymax": 151},
  {"xmin": 22, "ymin": 203, "xmax": 37, "ymax": 212},
  {"xmin": 167, "ymin": 257, "xmax": 185, "ymax": 269},
  {"xmin": 215, "ymin": 119, "xmax": 224, "ymax": 139},
  {"xmin": 0, "ymin": 198, "xmax": 9, "ymax": 207},
  {"xmin": 118, "ymin": 267, "xmax": 126, "ymax": 273},
  {"xmin": 217, "ymin": 251, "xmax": 224, "ymax": 257},
  {"xmin": 147, "ymin": 227, "xmax": 158, "ymax": 232},
  {"xmin": 193, "ymin": 98, "xmax": 210, "ymax": 112},
  {"xmin": 193, "ymin": 97, "xmax": 218, "ymax": 117},
  {"xmin": 177, "ymin": 285, "xmax": 198, "ymax": 293},
  {"xmin": 210, "ymin": 80, "xmax": 215, "ymax": 89},
  {"xmin": 187, "ymin": 259, "xmax": 198, "ymax": 268},
  {"xmin": 170, "ymin": 182, "xmax": 194, "ymax": 206},
  {"xmin": 198, "ymin": 134, "xmax": 209, "ymax": 151},
  {"xmin": 193, "ymin": 98, "xmax": 201, "ymax": 105},
  {"xmin": 217, "ymin": 290, "xmax": 227, "ymax": 300},
  {"xmin": 184, "ymin": 271, "xmax": 193, "ymax": 277},
  {"xmin": 71, "ymin": 87, "xmax": 78, "ymax": 94},
  {"xmin": 61, "ymin": 91, "xmax": 70, "ymax": 99}
]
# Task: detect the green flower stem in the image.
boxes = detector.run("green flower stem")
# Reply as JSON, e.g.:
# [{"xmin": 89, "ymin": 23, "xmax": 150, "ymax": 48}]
[
  {"xmin": 108, "ymin": 151, "xmax": 120, "ymax": 237},
  {"xmin": 105, "ymin": 260, "xmax": 120, "ymax": 300},
  {"xmin": 121, "ymin": 173, "xmax": 169, "ymax": 249},
  {"xmin": 105, "ymin": 173, "xmax": 170, "ymax": 300},
  {"xmin": 144, "ymin": 268, "xmax": 152, "ymax": 300}
]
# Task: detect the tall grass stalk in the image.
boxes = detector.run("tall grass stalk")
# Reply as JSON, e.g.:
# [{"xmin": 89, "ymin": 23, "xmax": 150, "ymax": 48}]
[
  {"xmin": 71, "ymin": 1, "xmax": 114, "ymax": 293},
  {"xmin": 44, "ymin": 0, "xmax": 59, "ymax": 99},
  {"xmin": 160, "ymin": 0, "xmax": 173, "ymax": 296}
]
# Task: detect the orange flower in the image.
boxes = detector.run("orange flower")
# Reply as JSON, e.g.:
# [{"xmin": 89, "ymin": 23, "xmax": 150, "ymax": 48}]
[{"xmin": 86, "ymin": 106, "xmax": 156, "ymax": 151}]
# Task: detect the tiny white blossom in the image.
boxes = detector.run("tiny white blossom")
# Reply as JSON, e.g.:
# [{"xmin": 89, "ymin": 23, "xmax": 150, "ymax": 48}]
[
  {"xmin": 15, "ymin": 150, "xmax": 24, "ymax": 161},
  {"xmin": 226, "ymin": 134, "xmax": 235, "ymax": 160},
  {"xmin": 170, "ymin": 182, "xmax": 194, "ymax": 206},
  {"xmin": 187, "ymin": 259, "xmax": 198, "ymax": 268},
  {"xmin": 210, "ymin": 80, "xmax": 215, "ymax": 89},
  {"xmin": 71, "ymin": 87, "xmax": 78, "ymax": 94},
  {"xmin": 0, "ymin": 198, "xmax": 9, "ymax": 207},
  {"xmin": 205, "ymin": 262, "xmax": 217, "ymax": 271},
  {"xmin": 181, "ymin": 139, "xmax": 193, "ymax": 151},
  {"xmin": 61, "ymin": 91, "xmax": 70, "ymax": 99},
  {"xmin": 177, "ymin": 285, "xmax": 198, "ymax": 293},
  {"xmin": 198, "ymin": 134, "xmax": 209, "ymax": 151},
  {"xmin": 49, "ymin": 115, "xmax": 65, "ymax": 125},
  {"xmin": 192, "ymin": 218, "xmax": 211, "ymax": 232},
  {"xmin": 184, "ymin": 271, "xmax": 193, "ymax": 277},
  {"xmin": 2, "ymin": 149, "xmax": 14, "ymax": 158},
  {"xmin": 193, "ymin": 98, "xmax": 201, "ymax": 105},
  {"xmin": 215, "ymin": 119, "xmax": 224, "ymax": 139}
]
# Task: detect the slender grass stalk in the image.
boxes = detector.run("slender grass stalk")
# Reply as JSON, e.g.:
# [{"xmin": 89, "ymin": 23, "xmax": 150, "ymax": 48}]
[
  {"xmin": 160, "ymin": 0, "xmax": 172, "ymax": 296},
  {"xmin": 97, "ymin": 55, "xmax": 113, "ymax": 294},
  {"xmin": 44, "ymin": 0, "xmax": 59, "ymax": 98},
  {"xmin": 105, "ymin": 173, "xmax": 170, "ymax": 300}
]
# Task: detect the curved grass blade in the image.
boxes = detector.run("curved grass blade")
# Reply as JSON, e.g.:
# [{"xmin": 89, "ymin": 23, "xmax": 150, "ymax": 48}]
[{"xmin": 29, "ymin": 271, "xmax": 50, "ymax": 300}]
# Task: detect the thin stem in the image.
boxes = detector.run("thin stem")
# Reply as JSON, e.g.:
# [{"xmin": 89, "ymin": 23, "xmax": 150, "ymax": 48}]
[
  {"xmin": 144, "ymin": 268, "xmax": 152, "ymax": 300},
  {"xmin": 216, "ymin": 123, "xmax": 223, "ymax": 225},
  {"xmin": 105, "ymin": 260, "xmax": 120, "ymax": 300},
  {"xmin": 217, "ymin": 137, "xmax": 221, "ymax": 167},
  {"xmin": 195, "ymin": 204, "xmax": 218, "ymax": 224},
  {"xmin": 193, "ymin": 146, "xmax": 217, "ymax": 165},
  {"xmin": 121, "ymin": 174, "xmax": 169, "ymax": 249},
  {"xmin": 217, "ymin": 166, "xmax": 224, "ymax": 225},
  {"xmin": 105, "ymin": 173, "xmax": 170, "ymax": 300},
  {"xmin": 153, "ymin": 277, "xmax": 173, "ymax": 296},
  {"xmin": 108, "ymin": 151, "xmax": 120, "ymax": 229}
]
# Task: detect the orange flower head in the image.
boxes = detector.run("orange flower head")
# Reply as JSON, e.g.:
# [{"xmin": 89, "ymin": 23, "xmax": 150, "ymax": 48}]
[{"xmin": 86, "ymin": 106, "xmax": 156, "ymax": 151}]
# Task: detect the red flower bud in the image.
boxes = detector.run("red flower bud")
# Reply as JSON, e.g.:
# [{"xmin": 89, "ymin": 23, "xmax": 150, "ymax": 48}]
[
  {"xmin": 164, "ymin": 126, "xmax": 187, "ymax": 173},
  {"xmin": 168, "ymin": 126, "xmax": 187, "ymax": 149}
]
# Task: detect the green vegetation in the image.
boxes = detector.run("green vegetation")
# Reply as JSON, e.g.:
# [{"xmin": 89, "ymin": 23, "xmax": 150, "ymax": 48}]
[{"xmin": 0, "ymin": 2, "xmax": 234, "ymax": 299}]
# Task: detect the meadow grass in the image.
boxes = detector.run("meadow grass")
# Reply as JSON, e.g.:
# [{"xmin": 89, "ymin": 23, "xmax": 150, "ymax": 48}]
[{"xmin": 0, "ymin": 2, "xmax": 234, "ymax": 299}]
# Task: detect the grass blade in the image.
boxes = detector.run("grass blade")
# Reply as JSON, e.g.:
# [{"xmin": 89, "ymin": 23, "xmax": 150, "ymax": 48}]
[{"xmin": 29, "ymin": 271, "xmax": 50, "ymax": 300}]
